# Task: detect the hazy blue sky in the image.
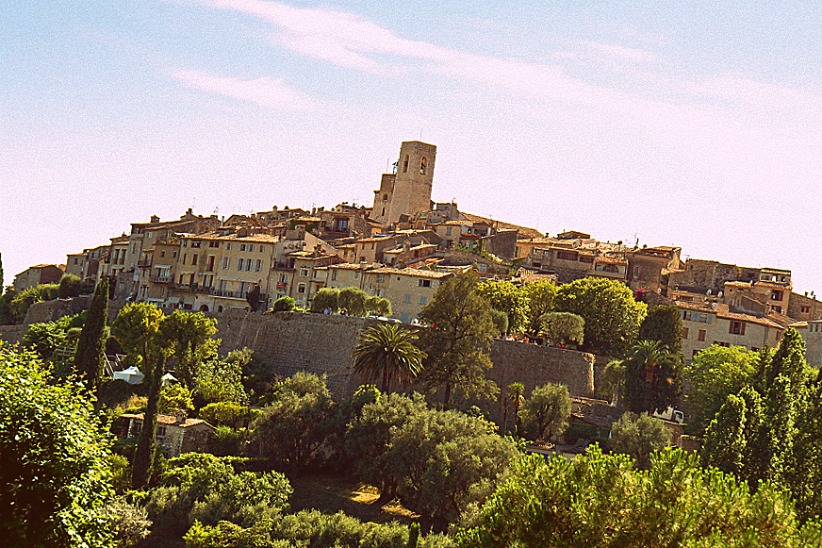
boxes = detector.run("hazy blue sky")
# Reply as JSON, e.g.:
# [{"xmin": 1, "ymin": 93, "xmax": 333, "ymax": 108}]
[{"xmin": 2, "ymin": 1, "xmax": 821, "ymax": 292}]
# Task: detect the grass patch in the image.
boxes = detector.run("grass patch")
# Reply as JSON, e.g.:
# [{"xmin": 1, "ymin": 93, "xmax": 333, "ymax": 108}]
[{"xmin": 290, "ymin": 473, "xmax": 419, "ymax": 524}]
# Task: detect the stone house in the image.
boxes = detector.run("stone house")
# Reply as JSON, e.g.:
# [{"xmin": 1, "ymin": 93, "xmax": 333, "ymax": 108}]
[
  {"xmin": 117, "ymin": 412, "xmax": 216, "ymax": 458},
  {"xmin": 12, "ymin": 264, "xmax": 65, "ymax": 292},
  {"xmin": 676, "ymin": 301, "xmax": 784, "ymax": 362}
]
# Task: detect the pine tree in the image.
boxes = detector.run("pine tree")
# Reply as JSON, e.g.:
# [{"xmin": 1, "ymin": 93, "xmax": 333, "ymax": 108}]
[
  {"xmin": 701, "ymin": 393, "xmax": 747, "ymax": 477},
  {"xmin": 74, "ymin": 278, "xmax": 109, "ymax": 395}
]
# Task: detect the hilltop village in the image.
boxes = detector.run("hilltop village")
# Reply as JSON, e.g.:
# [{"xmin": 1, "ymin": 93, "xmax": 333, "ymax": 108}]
[
  {"xmin": 6, "ymin": 141, "xmax": 822, "ymax": 546},
  {"xmin": 14, "ymin": 140, "xmax": 822, "ymax": 367}
]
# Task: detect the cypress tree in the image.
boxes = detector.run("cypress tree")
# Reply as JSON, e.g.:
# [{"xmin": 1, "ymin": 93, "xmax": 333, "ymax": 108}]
[{"xmin": 74, "ymin": 278, "xmax": 109, "ymax": 395}]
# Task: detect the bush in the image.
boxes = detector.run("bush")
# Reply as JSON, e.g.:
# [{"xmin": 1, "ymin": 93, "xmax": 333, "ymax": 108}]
[
  {"xmin": 520, "ymin": 383, "xmax": 572, "ymax": 442},
  {"xmin": 199, "ymin": 401, "xmax": 249, "ymax": 427},
  {"xmin": 210, "ymin": 425, "xmax": 247, "ymax": 457},
  {"xmin": 10, "ymin": 283, "xmax": 59, "ymax": 322},
  {"xmin": 271, "ymin": 296, "xmax": 296, "ymax": 312},
  {"xmin": 311, "ymin": 288, "xmax": 339, "ymax": 313},
  {"xmin": 58, "ymin": 273, "xmax": 84, "ymax": 298},
  {"xmin": 159, "ymin": 383, "xmax": 194, "ymax": 414},
  {"xmin": 609, "ymin": 412, "xmax": 672, "ymax": 469},
  {"xmin": 338, "ymin": 287, "xmax": 368, "ymax": 316}
]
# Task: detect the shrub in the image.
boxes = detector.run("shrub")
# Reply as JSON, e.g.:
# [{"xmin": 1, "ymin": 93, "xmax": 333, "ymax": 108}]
[{"xmin": 272, "ymin": 296, "xmax": 296, "ymax": 312}]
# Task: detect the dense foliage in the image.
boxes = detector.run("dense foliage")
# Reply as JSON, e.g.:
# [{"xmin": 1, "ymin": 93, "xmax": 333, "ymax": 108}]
[
  {"xmin": 457, "ymin": 446, "xmax": 821, "ymax": 547},
  {"xmin": 417, "ymin": 270, "xmax": 498, "ymax": 408},
  {"xmin": 0, "ymin": 343, "xmax": 115, "ymax": 547},
  {"xmin": 684, "ymin": 344, "xmax": 760, "ymax": 434},
  {"xmin": 554, "ymin": 277, "xmax": 646, "ymax": 356}
]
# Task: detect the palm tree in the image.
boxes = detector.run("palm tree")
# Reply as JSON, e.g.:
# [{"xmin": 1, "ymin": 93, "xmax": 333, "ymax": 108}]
[
  {"xmin": 622, "ymin": 339, "xmax": 678, "ymax": 414},
  {"xmin": 353, "ymin": 323, "xmax": 426, "ymax": 392},
  {"xmin": 505, "ymin": 382, "xmax": 525, "ymax": 436}
]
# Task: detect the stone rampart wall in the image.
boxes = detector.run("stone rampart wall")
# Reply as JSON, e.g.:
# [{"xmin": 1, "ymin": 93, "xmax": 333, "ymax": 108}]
[{"xmin": 212, "ymin": 311, "xmax": 595, "ymax": 401}]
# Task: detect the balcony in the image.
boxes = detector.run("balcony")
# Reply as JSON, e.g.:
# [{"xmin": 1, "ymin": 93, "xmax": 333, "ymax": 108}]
[
  {"xmin": 137, "ymin": 259, "xmax": 152, "ymax": 267},
  {"xmin": 150, "ymin": 275, "xmax": 171, "ymax": 283}
]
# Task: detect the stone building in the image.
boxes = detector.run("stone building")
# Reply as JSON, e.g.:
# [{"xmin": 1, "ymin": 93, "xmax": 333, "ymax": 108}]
[
  {"xmin": 116, "ymin": 412, "xmax": 215, "ymax": 458},
  {"xmin": 12, "ymin": 264, "xmax": 65, "ymax": 292},
  {"xmin": 676, "ymin": 301, "xmax": 784, "ymax": 362},
  {"xmin": 372, "ymin": 141, "xmax": 436, "ymax": 227}
]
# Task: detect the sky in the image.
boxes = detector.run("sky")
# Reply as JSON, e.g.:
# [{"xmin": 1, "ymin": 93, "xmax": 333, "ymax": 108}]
[{"xmin": 2, "ymin": 1, "xmax": 821, "ymax": 293}]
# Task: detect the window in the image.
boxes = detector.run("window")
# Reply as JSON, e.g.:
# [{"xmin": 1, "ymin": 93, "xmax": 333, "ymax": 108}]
[
  {"xmin": 419, "ymin": 296, "xmax": 427, "ymax": 305},
  {"xmin": 404, "ymin": 294, "xmax": 411, "ymax": 303},
  {"xmin": 255, "ymin": 259, "xmax": 262, "ymax": 272},
  {"xmin": 156, "ymin": 426, "xmax": 167, "ymax": 439},
  {"xmin": 714, "ymin": 341, "xmax": 731, "ymax": 347},
  {"xmin": 446, "ymin": 227, "xmax": 452, "ymax": 236},
  {"xmin": 418, "ymin": 279, "xmax": 431, "ymax": 288},
  {"xmin": 729, "ymin": 321, "xmax": 746, "ymax": 335},
  {"xmin": 331, "ymin": 270, "xmax": 337, "ymax": 281},
  {"xmin": 682, "ymin": 327, "xmax": 689, "ymax": 339},
  {"xmin": 226, "ymin": 243, "xmax": 231, "ymax": 250},
  {"xmin": 239, "ymin": 244, "xmax": 246, "ymax": 252},
  {"xmin": 209, "ymin": 241, "xmax": 219, "ymax": 248},
  {"xmin": 402, "ymin": 155, "xmax": 409, "ymax": 173},
  {"xmin": 556, "ymin": 250, "xmax": 577, "ymax": 261},
  {"xmin": 801, "ymin": 306, "xmax": 811, "ymax": 313},
  {"xmin": 222, "ymin": 257, "xmax": 229, "ymax": 269},
  {"xmin": 191, "ymin": 240, "xmax": 201, "ymax": 248},
  {"xmin": 245, "ymin": 260, "xmax": 252, "ymax": 272},
  {"xmin": 192, "ymin": 254, "xmax": 198, "ymax": 266},
  {"xmin": 420, "ymin": 156, "xmax": 427, "ymax": 175},
  {"xmin": 771, "ymin": 289, "xmax": 784, "ymax": 301},
  {"xmin": 354, "ymin": 271, "xmax": 360, "ymax": 280},
  {"xmin": 146, "ymin": 232, "xmax": 152, "ymax": 239},
  {"xmin": 698, "ymin": 329, "xmax": 706, "ymax": 342},
  {"xmin": 633, "ymin": 266, "xmax": 641, "ymax": 280},
  {"xmin": 298, "ymin": 283, "xmax": 306, "ymax": 294},
  {"xmin": 259, "ymin": 245, "xmax": 264, "ymax": 252},
  {"xmin": 160, "ymin": 251, "xmax": 166, "ymax": 258},
  {"xmin": 238, "ymin": 258, "xmax": 244, "ymax": 270},
  {"xmin": 300, "ymin": 268, "xmax": 309, "ymax": 277},
  {"xmin": 377, "ymin": 274, "xmax": 386, "ymax": 283},
  {"xmin": 772, "ymin": 305, "xmax": 783, "ymax": 314}
]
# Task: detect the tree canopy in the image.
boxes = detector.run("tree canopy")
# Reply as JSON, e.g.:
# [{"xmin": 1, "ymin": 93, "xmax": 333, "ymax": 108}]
[
  {"xmin": 417, "ymin": 270, "xmax": 499, "ymax": 408},
  {"xmin": 457, "ymin": 446, "xmax": 821, "ymax": 547},
  {"xmin": 476, "ymin": 280, "xmax": 529, "ymax": 334},
  {"xmin": 555, "ymin": 277, "xmax": 646, "ymax": 356},
  {"xmin": 0, "ymin": 343, "xmax": 115, "ymax": 547},
  {"xmin": 684, "ymin": 344, "xmax": 759, "ymax": 434}
]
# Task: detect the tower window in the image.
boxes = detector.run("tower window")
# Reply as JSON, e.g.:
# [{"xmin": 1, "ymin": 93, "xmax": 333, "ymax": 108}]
[
  {"xmin": 402, "ymin": 155, "xmax": 409, "ymax": 173},
  {"xmin": 420, "ymin": 157, "xmax": 427, "ymax": 175},
  {"xmin": 383, "ymin": 194, "xmax": 388, "ymax": 201}
]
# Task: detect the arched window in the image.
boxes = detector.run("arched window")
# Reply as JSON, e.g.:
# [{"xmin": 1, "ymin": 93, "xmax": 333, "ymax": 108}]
[
  {"xmin": 420, "ymin": 157, "xmax": 427, "ymax": 175},
  {"xmin": 402, "ymin": 155, "xmax": 409, "ymax": 173}
]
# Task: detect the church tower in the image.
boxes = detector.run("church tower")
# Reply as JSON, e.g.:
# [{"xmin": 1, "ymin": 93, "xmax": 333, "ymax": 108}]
[{"xmin": 372, "ymin": 141, "xmax": 436, "ymax": 227}]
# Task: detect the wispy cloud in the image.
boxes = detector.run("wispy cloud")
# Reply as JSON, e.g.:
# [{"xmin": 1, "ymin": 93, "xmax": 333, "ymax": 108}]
[
  {"xmin": 172, "ymin": 69, "xmax": 320, "ymax": 111},
  {"xmin": 204, "ymin": 0, "xmax": 633, "ymax": 108},
  {"xmin": 580, "ymin": 41, "xmax": 657, "ymax": 63},
  {"xmin": 200, "ymin": 0, "xmax": 822, "ymax": 125}
]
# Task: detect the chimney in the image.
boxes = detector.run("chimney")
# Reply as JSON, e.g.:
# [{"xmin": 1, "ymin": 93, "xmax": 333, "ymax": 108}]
[
  {"xmin": 175, "ymin": 410, "xmax": 186, "ymax": 425},
  {"xmin": 150, "ymin": 215, "xmax": 160, "ymax": 223}
]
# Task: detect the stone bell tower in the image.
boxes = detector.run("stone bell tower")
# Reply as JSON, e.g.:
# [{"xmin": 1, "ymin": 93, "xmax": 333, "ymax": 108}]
[{"xmin": 372, "ymin": 141, "xmax": 436, "ymax": 228}]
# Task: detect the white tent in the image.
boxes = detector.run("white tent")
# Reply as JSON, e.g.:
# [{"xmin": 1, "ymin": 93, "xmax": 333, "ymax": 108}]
[
  {"xmin": 161, "ymin": 372, "xmax": 178, "ymax": 386},
  {"xmin": 112, "ymin": 366, "xmax": 145, "ymax": 385}
]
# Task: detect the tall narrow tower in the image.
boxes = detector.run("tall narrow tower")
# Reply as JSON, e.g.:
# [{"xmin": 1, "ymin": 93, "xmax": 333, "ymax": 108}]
[{"xmin": 372, "ymin": 141, "xmax": 436, "ymax": 227}]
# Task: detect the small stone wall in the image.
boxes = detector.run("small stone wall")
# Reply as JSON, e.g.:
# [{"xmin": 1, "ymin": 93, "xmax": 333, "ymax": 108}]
[{"xmin": 0, "ymin": 325, "xmax": 26, "ymax": 344}]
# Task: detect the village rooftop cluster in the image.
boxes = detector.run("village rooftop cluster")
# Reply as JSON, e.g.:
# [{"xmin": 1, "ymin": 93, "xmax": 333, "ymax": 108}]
[{"xmin": 14, "ymin": 141, "xmax": 822, "ymax": 366}]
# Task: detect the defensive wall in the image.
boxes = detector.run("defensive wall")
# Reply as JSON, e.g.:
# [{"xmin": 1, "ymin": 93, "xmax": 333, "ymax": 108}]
[
  {"xmin": 3, "ymin": 300, "xmax": 596, "ymax": 406},
  {"xmin": 212, "ymin": 310, "xmax": 595, "ymax": 401}
]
